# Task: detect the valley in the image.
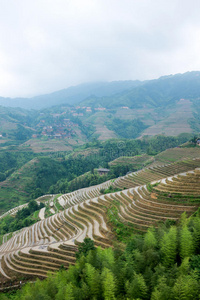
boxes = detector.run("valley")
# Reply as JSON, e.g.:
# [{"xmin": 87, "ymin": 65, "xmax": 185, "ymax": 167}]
[
  {"xmin": 1, "ymin": 72, "xmax": 200, "ymax": 153},
  {"xmin": 1, "ymin": 72, "xmax": 200, "ymax": 298}
]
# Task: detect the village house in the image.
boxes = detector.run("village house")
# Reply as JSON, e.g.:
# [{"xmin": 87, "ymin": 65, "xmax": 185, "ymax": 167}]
[
  {"xmin": 97, "ymin": 168, "xmax": 110, "ymax": 176},
  {"xmin": 94, "ymin": 107, "xmax": 106, "ymax": 111}
]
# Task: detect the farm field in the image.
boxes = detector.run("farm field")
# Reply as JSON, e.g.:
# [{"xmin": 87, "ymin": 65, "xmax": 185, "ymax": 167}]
[
  {"xmin": 109, "ymin": 154, "xmax": 154, "ymax": 168},
  {"xmin": 94, "ymin": 118, "xmax": 118, "ymax": 141},
  {"xmin": 21, "ymin": 139, "xmax": 73, "ymax": 153},
  {"xmin": 0, "ymin": 154, "xmax": 200, "ymax": 283},
  {"xmin": 140, "ymin": 99, "xmax": 193, "ymax": 136},
  {"xmin": 115, "ymin": 107, "xmax": 156, "ymax": 122},
  {"xmin": 154, "ymin": 146, "xmax": 200, "ymax": 163}
]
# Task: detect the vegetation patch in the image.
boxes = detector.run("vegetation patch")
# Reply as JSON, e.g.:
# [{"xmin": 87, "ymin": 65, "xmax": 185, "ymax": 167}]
[
  {"xmin": 106, "ymin": 118, "xmax": 148, "ymax": 139},
  {"xmin": 100, "ymin": 186, "xmax": 122, "ymax": 194},
  {"xmin": 107, "ymin": 202, "xmax": 136, "ymax": 242},
  {"xmin": 0, "ymin": 200, "xmax": 44, "ymax": 235}
]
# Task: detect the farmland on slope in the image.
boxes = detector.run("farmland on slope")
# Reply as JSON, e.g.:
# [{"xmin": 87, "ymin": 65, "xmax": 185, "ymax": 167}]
[{"xmin": 0, "ymin": 152, "xmax": 200, "ymax": 283}]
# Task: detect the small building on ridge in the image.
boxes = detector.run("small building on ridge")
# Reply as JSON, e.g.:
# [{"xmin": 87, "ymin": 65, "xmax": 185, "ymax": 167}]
[{"xmin": 97, "ymin": 168, "xmax": 110, "ymax": 176}]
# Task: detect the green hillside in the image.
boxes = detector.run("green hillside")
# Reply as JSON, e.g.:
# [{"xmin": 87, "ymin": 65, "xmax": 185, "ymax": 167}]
[
  {"xmin": 0, "ymin": 135, "xmax": 194, "ymax": 214},
  {"xmin": 2, "ymin": 72, "xmax": 200, "ymax": 148},
  {"xmin": 0, "ymin": 81, "xmax": 141, "ymax": 109},
  {"xmin": 80, "ymin": 71, "xmax": 200, "ymax": 109},
  {"xmin": 0, "ymin": 73, "xmax": 200, "ymax": 297},
  {"xmin": 0, "ymin": 144, "xmax": 200, "ymax": 297}
]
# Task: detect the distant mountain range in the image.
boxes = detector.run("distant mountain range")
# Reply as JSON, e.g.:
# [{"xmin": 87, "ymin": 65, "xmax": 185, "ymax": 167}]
[
  {"xmin": 80, "ymin": 71, "xmax": 200, "ymax": 109},
  {"xmin": 0, "ymin": 81, "xmax": 141, "ymax": 110},
  {"xmin": 0, "ymin": 71, "xmax": 200, "ymax": 110}
]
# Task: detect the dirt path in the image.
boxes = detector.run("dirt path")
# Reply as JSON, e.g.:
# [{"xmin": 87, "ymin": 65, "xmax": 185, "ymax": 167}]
[{"xmin": 39, "ymin": 207, "xmax": 46, "ymax": 220}]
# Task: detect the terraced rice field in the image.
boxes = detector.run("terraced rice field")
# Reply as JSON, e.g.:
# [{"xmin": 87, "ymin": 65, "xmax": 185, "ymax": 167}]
[
  {"xmin": 154, "ymin": 147, "xmax": 200, "ymax": 163},
  {"xmin": 154, "ymin": 168, "xmax": 200, "ymax": 195},
  {"xmin": 113, "ymin": 159, "xmax": 200, "ymax": 189},
  {"xmin": 21, "ymin": 139, "xmax": 73, "ymax": 153},
  {"xmin": 109, "ymin": 154, "xmax": 154, "ymax": 167},
  {"xmin": 0, "ymin": 204, "xmax": 28, "ymax": 221},
  {"xmin": 0, "ymin": 159, "xmax": 200, "ymax": 282},
  {"xmin": 140, "ymin": 99, "xmax": 193, "ymax": 136}
]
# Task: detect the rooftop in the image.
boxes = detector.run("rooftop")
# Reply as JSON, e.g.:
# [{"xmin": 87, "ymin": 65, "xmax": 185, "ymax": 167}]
[{"xmin": 97, "ymin": 168, "xmax": 110, "ymax": 172}]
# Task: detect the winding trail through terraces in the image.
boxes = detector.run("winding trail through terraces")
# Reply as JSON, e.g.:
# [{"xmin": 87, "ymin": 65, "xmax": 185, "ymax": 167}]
[{"xmin": 39, "ymin": 207, "xmax": 45, "ymax": 220}]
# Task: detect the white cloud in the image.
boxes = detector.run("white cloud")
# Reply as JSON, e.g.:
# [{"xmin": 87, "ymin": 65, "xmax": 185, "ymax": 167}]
[{"xmin": 0, "ymin": 0, "xmax": 200, "ymax": 97}]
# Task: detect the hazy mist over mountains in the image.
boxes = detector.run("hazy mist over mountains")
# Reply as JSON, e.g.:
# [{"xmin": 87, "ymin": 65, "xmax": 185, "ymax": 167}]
[
  {"xmin": 0, "ymin": 80, "xmax": 141, "ymax": 109},
  {"xmin": 1, "ymin": 71, "xmax": 200, "ymax": 110}
]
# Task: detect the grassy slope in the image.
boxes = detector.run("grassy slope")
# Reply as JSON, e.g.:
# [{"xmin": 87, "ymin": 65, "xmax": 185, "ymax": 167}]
[
  {"xmin": 0, "ymin": 157, "xmax": 69, "ymax": 213},
  {"xmin": 140, "ymin": 99, "xmax": 193, "ymax": 137},
  {"xmin": 20, "ymin": 138, "xmax": 73, "ymax": 153},
  {"xmin": 85, "ymin": 111, "xmax": 118, "ymax": 140},
  {"xmin": 154, "ymin": 147, "xmax": 200, "ymax": 163},
  {"xmin": 81, "ymin": 99, "xmax": 196, "ymax": 141},
  {"xmin": 109, "ymin": 154, "xmax": 154, "ymax": 168},
  {"xmin": 0, "ymin": 159, "xmax": 38, "ymax": 213},
  {"xmin": 108, "ymin": 147, "xmax": 200, "ymax": 171}
]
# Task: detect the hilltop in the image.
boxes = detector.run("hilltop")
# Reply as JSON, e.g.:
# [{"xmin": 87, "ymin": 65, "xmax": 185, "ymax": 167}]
[
  {"xmin": 1, "ymin": 71, "xmax": 200, "ymax": 110},
  {"xmin": 80, "ymin": 71, "xmax": 200, "ymax": 109},
  {"xmin": 0, "ymin": 81, "xmax": 141, "ymax": 109}
]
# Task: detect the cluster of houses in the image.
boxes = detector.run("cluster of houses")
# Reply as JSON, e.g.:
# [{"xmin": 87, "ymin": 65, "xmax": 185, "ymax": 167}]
[
  {"xmin": 74, "ymin": 106, "xmax": 106, "ymax": 113},
  {"xmin": 33, "ymin": 118, "xmax": 77, "ymax": 139},
  {"xmin": 64, "ymin": 105, "xmax": 128, "ymax": 116},
  {"xmin": 30, "ymin": 104, "xmax": 132, "ymax": 141}
]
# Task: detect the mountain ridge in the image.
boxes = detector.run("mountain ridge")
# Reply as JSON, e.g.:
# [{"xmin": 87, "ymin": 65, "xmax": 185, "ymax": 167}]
[
  {"xmin": 0, "ymin": 80, "xmax": 141, "ymax": 109},
  {"xmin": 80, "ymin": 71, "xmax": 200, "ymax": 109},
  {"xmin": 1, "ymin": 71, "xmax": 200, "ymax": 110}
]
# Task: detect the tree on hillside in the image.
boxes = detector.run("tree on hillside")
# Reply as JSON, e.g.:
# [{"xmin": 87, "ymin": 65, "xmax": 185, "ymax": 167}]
[
  {"xmin": 180, "ymin": 225, "xmax": 194, "ymax": 260},
  {"xmin": 161, "ymin": 226, "xmax": 177, "ymax": 267},
  {"xmin": 76, "ymin": 238, "xmax": 96, "ymax": 259},
  {"xmin": 102, "ymin": 267, "xmax": 116, "ymax": 300}
]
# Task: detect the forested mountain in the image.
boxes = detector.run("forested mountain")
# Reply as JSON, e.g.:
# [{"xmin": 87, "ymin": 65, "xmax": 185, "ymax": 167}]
[
  {"xmin": 80, "ymin": 71, "xmax": 200, "ymax": 109},
  {"xmin": 1, "ymin": 71, "xmax": 200, "ymax": 110},
  {"xmin": 0, "ymin": 80, "xmax": 141, "ymax": 109}
]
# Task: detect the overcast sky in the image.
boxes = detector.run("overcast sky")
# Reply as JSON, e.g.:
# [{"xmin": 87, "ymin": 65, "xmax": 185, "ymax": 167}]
[{"xmin": 0, "ymin": 0, "xmax": 200, "ymax": 97}]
